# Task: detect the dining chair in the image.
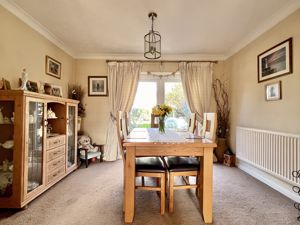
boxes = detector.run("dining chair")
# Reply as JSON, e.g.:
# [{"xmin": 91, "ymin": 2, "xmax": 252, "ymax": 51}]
[
  {"xmin": 164, "ymin": 112, "xmax": 217, "ymax": 213},
  {"xmin": 117, "ymin": 111, "xmax": 166, "ymax": 215},
  {"xmin": 188, "ymin": 113, "xmax": 196, "ymax": 133},
  {"xmin": 151, "ymin": 114, "xmax": 159, "ymax": 128}
]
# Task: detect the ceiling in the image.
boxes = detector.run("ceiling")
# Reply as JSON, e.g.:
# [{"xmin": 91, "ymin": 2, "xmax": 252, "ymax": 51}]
[{"xmin": 2, "ymin": 0, "xmax": 300, "ymax": 59}]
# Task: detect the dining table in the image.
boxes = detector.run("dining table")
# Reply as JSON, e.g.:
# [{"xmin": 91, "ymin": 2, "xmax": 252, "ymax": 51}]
[{"xmin": 123, "ymin": 128, "xmax": 217, "ymax": 223}]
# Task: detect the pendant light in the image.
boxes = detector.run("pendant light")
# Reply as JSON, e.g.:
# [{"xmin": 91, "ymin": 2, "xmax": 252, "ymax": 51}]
[{"xmin": 144, "ymin": 12, "xmax": 161, "ymax": 59}]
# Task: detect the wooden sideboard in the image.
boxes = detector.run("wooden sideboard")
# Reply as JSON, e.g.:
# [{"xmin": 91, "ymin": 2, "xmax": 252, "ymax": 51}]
[{"xmin": 0, "ymin": 90, "xmax": 78, "ymax": 208}]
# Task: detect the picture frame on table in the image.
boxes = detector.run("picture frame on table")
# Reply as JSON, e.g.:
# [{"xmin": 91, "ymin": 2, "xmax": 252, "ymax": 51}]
[
  {"xmin": 45, "ymin": 55, "xmax": 61, "ymax": 79},
  {"xmin": 265, "ymin": 81, "xmax": 281, "ymax": 101},
  {"xmin": 257, "ymin": 38, "xmax": 292, "ymax": 83},
  {"xmin": 0, "ymin": 78, "xmax": 11, "ymax": 90},
  {"xmin": 88, "ymin": 76, "xmax": 108, "ymax": 96},
  {"xmin": 51, "ymin": 84, "xmax": 63, "ymax": 97}
]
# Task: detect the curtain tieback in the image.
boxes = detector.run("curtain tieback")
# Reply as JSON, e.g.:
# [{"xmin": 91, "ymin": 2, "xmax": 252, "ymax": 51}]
[{"xmin": 110, "ymin": 112, "xmax": 117, "ymax": 122}]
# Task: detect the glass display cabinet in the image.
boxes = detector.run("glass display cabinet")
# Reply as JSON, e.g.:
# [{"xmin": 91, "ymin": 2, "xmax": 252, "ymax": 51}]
[
  {"xmin": 66, "ymin": 104, "xmax": 77, "ymax": 171},
  {"xmin": 0, "ymin": 90, "xmax": 78, "ymax": 208}
]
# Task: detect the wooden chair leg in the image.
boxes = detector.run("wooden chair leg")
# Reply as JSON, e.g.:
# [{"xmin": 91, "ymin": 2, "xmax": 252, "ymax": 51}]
[
  {"xmin": 160, "ymin": 173, "xmax": 165, "ymax": 215},
  {"xmin": 141, "ymin": 176, "xmax": 145, "ymax": 186},
  {"xmin": 196, "ymin": 174, "xmax": 200, "ymax": 196},
  {"xmin": 169, "ymin": 172, "xmax": 174, "ymax": 213},
  {"xmin": 123, "ymin": 171, "xmax": 126, "ymax": 213},
  {"xmin": 85, "ymin": 153, "xmax": 88, "ymax": 168}
]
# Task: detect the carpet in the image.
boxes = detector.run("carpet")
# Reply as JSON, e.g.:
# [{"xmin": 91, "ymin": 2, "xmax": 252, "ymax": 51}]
[{"xmin": 0, "ymin": 160, "xmax": 297, "ymax": 225}]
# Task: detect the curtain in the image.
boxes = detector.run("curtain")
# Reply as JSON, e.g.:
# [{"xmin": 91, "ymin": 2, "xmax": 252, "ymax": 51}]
[
  {"xmin": 103, "ymin": 62, "xmax": 142, "ymax": 161},
  {"xmin": 179, "ymin": 62, "xmax": 213, "ymax": 133}
]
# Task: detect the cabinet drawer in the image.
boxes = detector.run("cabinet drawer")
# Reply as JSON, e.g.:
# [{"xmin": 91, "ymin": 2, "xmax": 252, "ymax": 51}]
[
  {"xmin": 47, "ymin": 155, "xmax": 65, "ymax": 172},
  {"xmin": 46, "ymin": 146, "xmax": 65, "ymax": 162},
  {"xmin": 47, "ymin": 135, "xmax": 65, "ymax": 149},
  {"xmin": 47, "ymin": 165, "xmax": 65, "ymax": 184}
]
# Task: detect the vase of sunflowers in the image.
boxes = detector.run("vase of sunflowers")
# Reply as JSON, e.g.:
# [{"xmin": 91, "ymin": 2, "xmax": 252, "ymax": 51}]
[{"xmin": 152, "ymin": 104, "xmax": 173, "ymax": 133}]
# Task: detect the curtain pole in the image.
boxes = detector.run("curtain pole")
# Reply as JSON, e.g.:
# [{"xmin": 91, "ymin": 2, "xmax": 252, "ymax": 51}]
[{"xmin": 106, "ymin": 60, "xmax": 218, "ymax": 64}]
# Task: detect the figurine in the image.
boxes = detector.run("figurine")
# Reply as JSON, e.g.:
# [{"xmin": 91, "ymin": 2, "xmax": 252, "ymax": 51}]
[
  {"xmin": 19, "ymin": 68, "xmax": 28, "ymax": 90},
  {"xmin": 47, "ymin": 108, "xmax": 56, "ymax": 119}
]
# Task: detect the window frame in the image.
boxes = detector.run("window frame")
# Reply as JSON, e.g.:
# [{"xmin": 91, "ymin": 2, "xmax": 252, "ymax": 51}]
[{"xmin": 139, "ymin": 72, "xmax": 181, "ymax": 105}]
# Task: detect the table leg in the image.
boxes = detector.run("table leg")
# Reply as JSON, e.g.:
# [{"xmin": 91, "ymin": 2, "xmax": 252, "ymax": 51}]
[
  {"xmin": 202, "ymin": 147, "xmax": 213, "ymax": 223},
  {"xmin": 124, "ymin": 146, "xmax": 136, "ymax": 223}
]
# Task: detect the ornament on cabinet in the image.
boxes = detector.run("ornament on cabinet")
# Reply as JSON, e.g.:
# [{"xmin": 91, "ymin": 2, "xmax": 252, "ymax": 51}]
[
  {"xmin": 0, "ymin": 140, "xmax": 14, "ymax": 149},
  {"xmin": 19, "ymin": 69, "xmax": 28, "ymax": 90}
]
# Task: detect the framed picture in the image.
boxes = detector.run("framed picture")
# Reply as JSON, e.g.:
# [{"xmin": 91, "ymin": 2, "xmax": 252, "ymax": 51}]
[
  {"xmin": 19, "ymin": 79, "xmax": 38, "ymax": 92},
  {"xmin": 88, "ymin": 76, "xmax": 108, "ymax": 96},
  {"xmin": 51, "ymin": 84, "xmax": 63, "ymax": 97},
  {"xmin": 45, "ymin": 55, "xmax": 61, "ymax": 79},
  {"xmin": 265, "ymin": 81, "xmax": 281, "ymax": 101},
  {"xmin": 258, "ymin": 38, "xmax": 292, "ymax": 83}
]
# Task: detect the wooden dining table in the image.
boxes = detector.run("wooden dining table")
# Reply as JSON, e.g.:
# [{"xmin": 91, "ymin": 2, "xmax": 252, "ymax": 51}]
[{"xmin": 123, "ymin": 128, "xmax": 217, "ymax": 223}]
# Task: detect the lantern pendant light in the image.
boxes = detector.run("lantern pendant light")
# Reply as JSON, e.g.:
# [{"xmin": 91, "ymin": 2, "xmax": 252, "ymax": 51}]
[{"xmin": 144, "ymin": 12, "xmax": 161, "ymax": 59}]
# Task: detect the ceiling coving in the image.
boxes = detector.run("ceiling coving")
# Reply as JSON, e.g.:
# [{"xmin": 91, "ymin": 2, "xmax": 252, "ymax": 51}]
[{"xmin": 2, "ymin": 0, "xmax": 300, "ymax": 59}]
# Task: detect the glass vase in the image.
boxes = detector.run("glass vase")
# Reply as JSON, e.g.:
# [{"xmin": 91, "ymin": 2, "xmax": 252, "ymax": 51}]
[{"xmin": 159, "ymin": 116, "xmax": 165, "ymax": 133}]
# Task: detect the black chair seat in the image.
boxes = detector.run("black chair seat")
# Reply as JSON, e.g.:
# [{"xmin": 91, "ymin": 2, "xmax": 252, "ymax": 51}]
[
  {"xmin": 136, "ymin": 157, "xmax": 166, "ymax": 173},
  {"xmin": 164, "ymin": 156, "xmax": 199, "ymax": 172}
]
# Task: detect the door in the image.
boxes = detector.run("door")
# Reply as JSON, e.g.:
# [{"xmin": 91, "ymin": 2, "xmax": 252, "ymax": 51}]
[
  {"xmin": 24, "ymin": 97, "xmax": 46, "ymax": 200},
  {"xmin": 66, "ymin": 103, "xmax": 77, "ymax": 172}
]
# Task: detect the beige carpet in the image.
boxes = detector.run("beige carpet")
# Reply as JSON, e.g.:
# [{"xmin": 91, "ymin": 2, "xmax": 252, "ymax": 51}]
[{"xmin": 0, "ymin": 160, "xmax": 298, "ymax": 225}]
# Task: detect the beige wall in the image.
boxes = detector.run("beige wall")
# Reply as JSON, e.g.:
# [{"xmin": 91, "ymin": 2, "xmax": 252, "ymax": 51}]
[
  {"xmin": 75, "ymin": 59, "xmax": 109, "ymax": 144},
  {"xmin": 75, "ymin": 60, "xmax": 224, "ymax": 144},
  {"xmin": 0, "ymin": 6, "xmax": 75, "ymax": 97},
  {"xmin": 225, "ymin": 9, "xmax": 300, "ymax": 152}
]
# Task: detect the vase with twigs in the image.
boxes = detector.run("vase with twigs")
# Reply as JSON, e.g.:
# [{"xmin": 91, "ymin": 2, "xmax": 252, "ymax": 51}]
[
  {"xmin": 212, "ymin": 78, "xmax": 230, "ymax": 162},
  {"xmin": 68, "ymin": 84, "xmax": 86, "ymax": 131}
]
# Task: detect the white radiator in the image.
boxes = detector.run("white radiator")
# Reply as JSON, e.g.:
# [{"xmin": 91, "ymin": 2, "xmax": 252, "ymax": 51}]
[{"xmin": 236, "ymin": 126, "xmax": 300, "ymax": 186}]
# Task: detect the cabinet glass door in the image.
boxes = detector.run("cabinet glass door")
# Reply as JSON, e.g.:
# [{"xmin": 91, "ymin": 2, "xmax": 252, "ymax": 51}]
[
  {"xmin": 67, "ymin": 105, "xmax": 76, "ymax": 168},
  {"xmin": 27, "ymin": 101, "xmax": 44, "ymax": 193},
  {"xmin": 0, "ymin": 101, "xmax": 14, "ymax": 198}
]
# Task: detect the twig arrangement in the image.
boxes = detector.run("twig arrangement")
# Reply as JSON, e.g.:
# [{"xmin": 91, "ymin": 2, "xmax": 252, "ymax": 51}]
[
  {"xmin": 68, "ymin": 84, "xmax": 86, "ymax": 117},
  {"xmin": 292, "ymin": 170, "xmax": 300, "ymax": 222},
  {"xmin": 212, "ymin": 78, "xmax": 230, "ymax": 138}
]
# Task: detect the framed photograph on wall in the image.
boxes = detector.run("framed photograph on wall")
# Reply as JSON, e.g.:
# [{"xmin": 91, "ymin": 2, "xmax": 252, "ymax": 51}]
[
  {"xmin": 45, "ymin": 55, "xmax": 61, "ymax": 79},
  {"xmin": 258, "ymin": 38, "xmax": 292, "ymax": 83},
  {"xmin": 265, "ymin": 81, "xmax": 281, "ymax": 101},
  {"xmin": 88, "ymin": 76, "xmax": 108, "ymax": 96}
]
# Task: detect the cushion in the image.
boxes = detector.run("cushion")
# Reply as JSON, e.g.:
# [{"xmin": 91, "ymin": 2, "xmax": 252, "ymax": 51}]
[
  {"xmin": 79, "ymin": 151, "xmax": 101, "ymax": 160},
  {"xmin": 136, "ymin": 157, "xmax": 166, "ymax": 173},
  {"xmin": 164, "ymin": 156, "xmax": 199, "ymax": 172}
]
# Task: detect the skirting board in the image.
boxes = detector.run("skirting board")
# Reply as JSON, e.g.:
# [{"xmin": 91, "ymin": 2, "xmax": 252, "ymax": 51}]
[{"xmin": 237, "ymin": 158, "xmax": 300, "ymax": 203}]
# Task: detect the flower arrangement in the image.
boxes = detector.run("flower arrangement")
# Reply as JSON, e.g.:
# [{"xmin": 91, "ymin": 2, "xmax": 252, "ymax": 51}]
[
  {"xmin": 152, "ymin": 104, "xmax": 173, "ymax": 133},
  {"xmin": 152, "ymin": 104, "xmax": 173, "ymax": 117}
]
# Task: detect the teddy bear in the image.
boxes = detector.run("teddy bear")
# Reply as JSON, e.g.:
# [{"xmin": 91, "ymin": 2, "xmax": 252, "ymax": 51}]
[{"xmin": 77, "ymin": 135, "xmax": 99, "ymax": 156}]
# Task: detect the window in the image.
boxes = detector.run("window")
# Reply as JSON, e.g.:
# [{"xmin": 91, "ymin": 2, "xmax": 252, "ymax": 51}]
[{"xmin": 130, "ymin": 73, "xmax": 190, "ymax": 130}]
